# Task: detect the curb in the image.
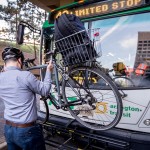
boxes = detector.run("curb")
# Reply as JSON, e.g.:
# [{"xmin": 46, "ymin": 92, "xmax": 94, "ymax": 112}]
[{"xmin": 0, "ymin": 142, "xmax": 7, "ymax": 150}]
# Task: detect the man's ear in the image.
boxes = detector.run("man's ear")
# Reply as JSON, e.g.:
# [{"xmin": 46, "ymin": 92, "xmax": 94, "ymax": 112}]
[
  {"xmin": 17, "ymin": 58, "xmax": 23, "ymax": 69},
  {"xmin": 18, "ymin": 58, "xmax": 22, "ymax": 63}
]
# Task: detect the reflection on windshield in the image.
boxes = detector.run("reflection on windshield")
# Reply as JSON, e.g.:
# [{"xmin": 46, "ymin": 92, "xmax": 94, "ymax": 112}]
[{"xmin": 91, "ymin": 12, "xmax": 150, "ymax": 88}]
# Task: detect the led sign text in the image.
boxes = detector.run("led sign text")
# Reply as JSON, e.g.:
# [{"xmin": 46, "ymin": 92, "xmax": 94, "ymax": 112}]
[{"xmin": 54, "ymin": 0, "xmax": 144, "ymax": 19}]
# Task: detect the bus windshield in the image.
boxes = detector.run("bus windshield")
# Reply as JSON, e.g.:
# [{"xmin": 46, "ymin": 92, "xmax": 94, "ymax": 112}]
[{"xmin": 91, "ymin": 12, "xmax": 150, "ymax": 88}]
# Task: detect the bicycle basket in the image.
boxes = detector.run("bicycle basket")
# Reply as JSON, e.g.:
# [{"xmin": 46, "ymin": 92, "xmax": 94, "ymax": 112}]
[{"xmin": 55, "ymin": 28, "xmax": 102, "ymax": 67}]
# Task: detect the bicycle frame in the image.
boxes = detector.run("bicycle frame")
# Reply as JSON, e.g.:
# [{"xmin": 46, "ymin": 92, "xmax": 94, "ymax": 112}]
[
  {"xmin": 50, "ymin": 60, "xmax": 95, "ymax": 109},
  {"xmin": 50, "ymin": 59, "xmax": 66, "ymax": 109},
  {"xmin": 27, "ymin": 55, "xmax": 88, "ymax": 110},
  {"xmin": 26, "ymin": 57, "xmax": 65, "ymax": 109}
]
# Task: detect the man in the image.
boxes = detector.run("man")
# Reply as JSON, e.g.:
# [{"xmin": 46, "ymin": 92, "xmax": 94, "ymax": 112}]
[{"xmin": 0, "ymin": 47, "xmax": 53, "ymax": 150}]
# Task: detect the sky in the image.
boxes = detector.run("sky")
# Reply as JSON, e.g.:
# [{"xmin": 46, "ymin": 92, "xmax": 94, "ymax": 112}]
[
  {"xmin": 0, "ymin": 0, "xmax": 8, "ymax": 29},
  {"xmin": 0, "ymin": 0, "xmax": 7, "ymax": 6}
]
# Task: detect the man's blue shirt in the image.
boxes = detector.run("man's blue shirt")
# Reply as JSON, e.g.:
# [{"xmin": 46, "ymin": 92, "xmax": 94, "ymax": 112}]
[{"xmin": 0, "ymin": 66, "xmax": 51, "ymax": 123}]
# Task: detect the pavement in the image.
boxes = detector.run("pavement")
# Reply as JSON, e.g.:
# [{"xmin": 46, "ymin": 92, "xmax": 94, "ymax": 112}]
[{"xmin": 0, "ymin": 142, "xmax": 7, "ymax": 150}]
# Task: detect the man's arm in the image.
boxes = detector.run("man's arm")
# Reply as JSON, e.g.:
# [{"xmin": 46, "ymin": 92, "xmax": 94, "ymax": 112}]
[{"xmin": 26, "ymin": 60, "xmax": 53, "ymax": 96}]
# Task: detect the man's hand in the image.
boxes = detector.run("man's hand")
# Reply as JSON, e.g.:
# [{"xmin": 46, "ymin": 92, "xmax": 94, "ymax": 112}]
[{"xmin": 47, "ymin": 60, "xmax": 53, "ymax": 72}]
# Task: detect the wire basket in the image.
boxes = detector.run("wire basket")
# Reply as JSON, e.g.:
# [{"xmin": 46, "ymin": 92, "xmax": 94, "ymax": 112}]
[{"xmin": 55, "ymin": 28, "xmax": 102, "ymax": 67}]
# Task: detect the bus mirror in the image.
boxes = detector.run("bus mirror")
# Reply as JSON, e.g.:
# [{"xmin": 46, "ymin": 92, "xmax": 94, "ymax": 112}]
[
  {"xmin": 48, "ymin": 13, "xmax": 55, "ymax": 24},
  {"xmin": 16, "ymin": 24, "xmax": 25, "ymax": 45}
]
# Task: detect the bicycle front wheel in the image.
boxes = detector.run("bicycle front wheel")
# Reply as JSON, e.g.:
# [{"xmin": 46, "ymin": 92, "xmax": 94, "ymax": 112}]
[{"xmin": 62, "ymin": 67, "xmax": 123, "ymax": 131}]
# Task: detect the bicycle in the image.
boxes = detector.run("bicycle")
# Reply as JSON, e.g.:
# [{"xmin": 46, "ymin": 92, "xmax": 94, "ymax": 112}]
[
  {"xmin": 27, "ymin": 28, "xmax": 123, "ymax": 131},
  {"xmin": 94, "ymin": 62, "xmax": 135, "ymax": 88},
  {"xmin": 109, "ymin": 69, "xmax": 135, "ymax": 88}
]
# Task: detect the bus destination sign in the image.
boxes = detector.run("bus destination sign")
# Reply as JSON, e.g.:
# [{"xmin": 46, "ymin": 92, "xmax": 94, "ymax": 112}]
[{"xmin": 54, "ymin": 0, "xmax": 145, "ymax": 19}]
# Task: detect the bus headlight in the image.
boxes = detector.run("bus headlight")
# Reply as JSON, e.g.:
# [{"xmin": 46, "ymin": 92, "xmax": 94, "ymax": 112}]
[{"xmin": 144, "ymin": 119, "xmax": 150, "ymax": 126}]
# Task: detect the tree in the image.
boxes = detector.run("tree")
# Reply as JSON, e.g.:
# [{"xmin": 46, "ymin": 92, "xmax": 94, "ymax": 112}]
[{"xmin": 0, "ymin": 0, "xmax": 46, "ymax": 42}]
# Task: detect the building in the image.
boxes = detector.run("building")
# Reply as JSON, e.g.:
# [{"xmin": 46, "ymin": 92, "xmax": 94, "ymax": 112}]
[{"xmin": 134, "ymin": 32, "xmax": 150, "ymax": 69}]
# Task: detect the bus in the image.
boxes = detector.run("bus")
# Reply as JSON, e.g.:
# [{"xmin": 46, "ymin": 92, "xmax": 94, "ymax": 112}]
[{"xmin": 20, "ymin": 0, "xmax": 150, "ymax": 149}]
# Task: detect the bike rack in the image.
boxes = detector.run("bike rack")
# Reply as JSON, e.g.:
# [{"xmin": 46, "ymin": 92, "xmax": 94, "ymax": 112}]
[{"xmin": 42, "ymin": 121, "xmax": 130, "ymax": 150}]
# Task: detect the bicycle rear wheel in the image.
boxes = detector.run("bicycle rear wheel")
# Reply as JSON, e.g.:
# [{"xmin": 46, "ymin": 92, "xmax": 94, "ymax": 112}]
[
  {"xmin": 62, "ymin": 67, "xmax": 123, "ymax": 131},
  {"xmin": 37, "ymin": 97, "xmax": 49, "ymax": 124}
]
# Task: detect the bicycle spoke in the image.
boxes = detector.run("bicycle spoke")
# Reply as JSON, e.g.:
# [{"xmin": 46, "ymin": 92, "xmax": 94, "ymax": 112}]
[{"xmin": 62, "ymin": 67, "xmax": 122, "ymax": 130}]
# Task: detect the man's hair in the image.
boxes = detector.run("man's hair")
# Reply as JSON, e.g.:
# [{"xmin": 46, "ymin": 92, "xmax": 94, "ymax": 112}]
[{"xmin": 5, "ymin": 58, "xmax": 18, "ymax": 64}]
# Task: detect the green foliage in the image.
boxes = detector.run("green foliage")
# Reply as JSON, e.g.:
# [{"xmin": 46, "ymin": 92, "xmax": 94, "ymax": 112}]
[{"xmin": 0, "ymin": 40, "xmax": 39, "ymax": 53}]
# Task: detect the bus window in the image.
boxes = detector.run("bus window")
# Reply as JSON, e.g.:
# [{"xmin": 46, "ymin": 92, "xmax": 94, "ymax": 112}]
[
  {"xmin": 91, "ymin": 12, "xmax": 150, "ymax": 88},
  {"xmin": 84, "ymin": 22, "xmax": 88, "ymax": 30}
]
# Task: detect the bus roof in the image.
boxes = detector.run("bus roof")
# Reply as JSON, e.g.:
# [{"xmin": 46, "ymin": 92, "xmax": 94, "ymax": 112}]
[{"xmin": 28, "ymin": 0, "xmax": 87, "ymax": 12}]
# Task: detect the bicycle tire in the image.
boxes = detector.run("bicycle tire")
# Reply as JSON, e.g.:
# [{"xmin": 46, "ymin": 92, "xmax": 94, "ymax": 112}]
[
  {"xmin": 62, "ymin": 67, "xmax": 123, "ymax": 131},
  {"xmin": 113, "ymin": 76, "xmax": 135, "ymax": 87},
  {"xmin": 37, "ymin": 98, "xmax": 49, "ymax": 124}
]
